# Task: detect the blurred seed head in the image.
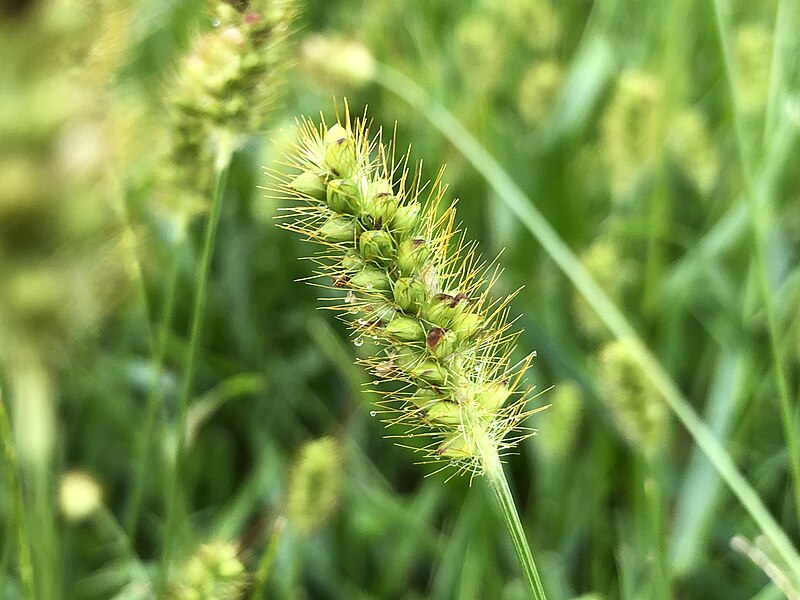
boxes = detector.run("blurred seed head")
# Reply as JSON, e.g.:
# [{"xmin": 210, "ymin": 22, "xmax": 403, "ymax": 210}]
[
  {"xmin": 572, "ymin": 236, "xmax": 638, "ymax": 342},
  {"xmin": 535, "ymin": 381, "xmax": 583, "ymax": 461},
  {"xmin": 170, "ymin": 0, "xmax": 296, "ymax": 138},
  {"xmin": 517, "ymin": 60, "xmax": 563, "ymax": 126},
  {"xmin": 667, "ymin": 109, "xmax": 720, "ymax": 196},
  {"xmin": 735, "ymin": 23, "xmax": 772, "ymax": 114},
  {"xmin": 59, "ymin": 470, "xmax": 103, "ymax": 522},
  {"xmin": 301, "ymin": 34, "xmax": 375, "ymax": 88},
  {"xmin": 286, "ymin": 436, "xmax": 343, "ymax": 534},
  {"xmin": 600, "ymin": 70, "xmax": 664, "ymax": 199},
  {"xmin": 491, "ymin": 0, "xmax": 561, "ymax": 52},
  {"xmin": 0, "ymin": 0, "xmax": 129, "ymax": 367},
  {"xmin": 596, "ymin": 340, "xmax": 668, "ymax": 457}
]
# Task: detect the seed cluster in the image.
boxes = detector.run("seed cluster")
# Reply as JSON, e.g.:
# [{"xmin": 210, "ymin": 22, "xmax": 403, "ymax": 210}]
[{"xmin": 273, "ymin": 114, "xmax": 537, "ymax": 474}]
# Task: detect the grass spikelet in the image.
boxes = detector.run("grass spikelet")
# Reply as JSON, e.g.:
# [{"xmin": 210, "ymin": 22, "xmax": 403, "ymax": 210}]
[
  {"xmin": 596, "ymin": 339, "xmax": 668, "ymax": 458},
  {"xmin": 270, "ymin": 108, "xmax": 540, "ymax": 477},
  {"xmin": 286, "ymin": 436, "xmax": 343, "ymax": 534},
  {"xmin": 600, "ymin": 70, "xmax": 664, "ymax": 199}
]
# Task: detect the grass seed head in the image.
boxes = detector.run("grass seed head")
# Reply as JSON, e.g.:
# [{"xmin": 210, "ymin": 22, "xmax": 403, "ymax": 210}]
[
  {"xmin": 286, "ymin": 436, "xmax": 343, "ymax": 534},
  {"xmin": 271, "ymin": 107, "xmax": 539, "ymax": 476}
]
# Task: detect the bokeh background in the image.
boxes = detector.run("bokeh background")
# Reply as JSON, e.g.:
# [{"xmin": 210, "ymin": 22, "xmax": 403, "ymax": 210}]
[{"xmin": 2, "ymin": 0, "xmax": 800, "ymax": 598}]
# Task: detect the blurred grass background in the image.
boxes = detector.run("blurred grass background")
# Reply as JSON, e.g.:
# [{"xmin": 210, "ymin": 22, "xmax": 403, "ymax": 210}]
[{"xmin": 2, "ymin": 0, "xmax": 800, "ymax": 598}]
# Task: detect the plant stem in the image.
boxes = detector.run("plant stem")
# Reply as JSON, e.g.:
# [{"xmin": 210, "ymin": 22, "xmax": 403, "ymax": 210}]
[
  {"xmin": 125, "ymin": 248, "xmax": 182, "ymax": 536},
  {"xmin": 482, "ymin": 443, "xmax": 547, "ymax": 600},
  {"xmin": 161, "ymin": 132, "xmax": 235, "ymax": 585},
  {"xmin": 249, "ymin": 516, "xmax": 286, "ymax": 600},
  {"xmin": 372, "ymin": 63, "xmax": 800, "ymax": 581},
  {"xmin": 0, "ymin": 389, "xmax": 35, "ymax": 600}
]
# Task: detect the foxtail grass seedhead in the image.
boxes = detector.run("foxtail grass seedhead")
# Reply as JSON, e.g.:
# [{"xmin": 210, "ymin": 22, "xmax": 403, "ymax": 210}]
[
  {"xmin": 271, "ymin": 108, "xmax": 539, "ymax": 476},
  {"xmin": 597, "ymin": 339, "xmax": 668, "ymax": 458},
  {"xmin": 286, "ymin": 436, "xmax": 342, "ymax": 534},
  {"xmin": 172, "ymin": 0, "xmax": 296, "ymax": 138}
]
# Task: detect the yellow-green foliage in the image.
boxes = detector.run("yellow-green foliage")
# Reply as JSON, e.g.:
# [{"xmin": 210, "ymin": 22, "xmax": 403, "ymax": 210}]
[{"xmin": 273, "ymin": 111, "xmax": 538, "ymax": 474}]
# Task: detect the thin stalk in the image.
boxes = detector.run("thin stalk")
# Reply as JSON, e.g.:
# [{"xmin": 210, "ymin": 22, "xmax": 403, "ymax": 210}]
[
  {"xmin": 481, "ymin": 443, "xmax": 547, "ymax": 600},
  {"xmin": 372, "ymin": 63, "xmax": 800, "ymax": 579},
  {"xmin": 249, "ymin": 516, "xmax": 286, "ymax": 600},
  {"xmin": 710, "ymin": 0, "xmax": 800, "ymax": 526},
  {"xmin": 161, "ymin": 132, "xmax": 235, "ymax": 584},
  {"xmin": 125, "ymin": 248, "xmax": 182, "ymax": 536},
  {"xmin": 0, "ymin": 390, "xmax": 35, "ymax": 600}
]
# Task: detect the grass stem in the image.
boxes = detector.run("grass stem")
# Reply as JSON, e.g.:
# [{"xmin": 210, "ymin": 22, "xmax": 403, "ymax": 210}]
[
  {"xmin": 482, "ymin": 444, "xmax": 547, "ymax": 600},
  {"xmin": 161, "ymin": 132, "xmax": 235, "ymax": 585},
  {"xmin": 249, "ymin": 516, "xmax": 286, "ymax": 600},
  {"xmin": 125, "ymin": 249, "xmax": 182, "ymax": 536},
  {"xmin": 0, "ymin": 390, "xmax": 35, "ymax": 600}
]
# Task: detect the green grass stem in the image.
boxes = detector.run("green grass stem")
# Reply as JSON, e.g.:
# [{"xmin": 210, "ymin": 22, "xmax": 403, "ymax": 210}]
[
  {"xmin": 0, "ymin": 391, "xmax": 35, "ymax": 600},
  {"xmin": 161, "ymin": 132, "xmax": 235, "ymax": 585},
  {"xmin": 249, "ymin": 516, "xmax": 286, "ymax": 600},
  {"xmin": 482, "ymin": 443, "xmax": 547, "ymax": 600},
  {"xmin": 125, "ymin": 249, "xmax": 182, "ymax": 537},
  {"xmin": 372, "ymin": 62, "xmax": 800, "ymax": 580}
]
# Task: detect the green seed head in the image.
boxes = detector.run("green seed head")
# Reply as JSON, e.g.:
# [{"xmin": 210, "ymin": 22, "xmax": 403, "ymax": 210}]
[
  {"xmin": 428, "ymin": 401, "xmax": 461, "ymax": 426},
  {"xmin": 474, "ymin": 381, "xmax": 511, "ymax": 412},
  {"xmin": 426, "ymin": 326, "xmax": 459, "ymax": 359},
  {"xmin": 274, "ymin": 108, "xmax": 541, "ymax": 475},
  {"xmin": 391, "ymin": 202, "xmax": 421, "ymax": 235},
  {"xmin": 362, "ymin": 178, "xmax": 399, "ymax": 224},
  {"xmin": 451, "ymin": 309, "xmax": 483, "ymax": 341}
]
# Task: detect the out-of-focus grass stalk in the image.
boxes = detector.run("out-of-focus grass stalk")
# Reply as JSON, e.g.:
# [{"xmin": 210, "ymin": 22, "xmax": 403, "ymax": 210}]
[
  {"xmin": 0, "ymin": 390, "xmax": 34, "ymax": 600},
  {"xmin": 125, "ymin": 249, "xmax": 182, "ymax": 536},
  {"xmin": 710, "ymin": 0, "xmax": 800, "ymax": 526},
  {"xmin": 161, "ymin": 135, "xmax": 234, "ymax": 583},
  {"xmin": 371, "ymin": 62, "xmax": 800, "ymax": 580},
  {"xmin": 249, "ymin": 516, "xmax": 286, "ymax": 600}
]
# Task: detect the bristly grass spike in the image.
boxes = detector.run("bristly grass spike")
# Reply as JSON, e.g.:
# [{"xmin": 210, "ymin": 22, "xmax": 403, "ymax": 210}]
[{"xmin": 270, "ymin": 103, "xmax": 543, "ymax": 479}]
